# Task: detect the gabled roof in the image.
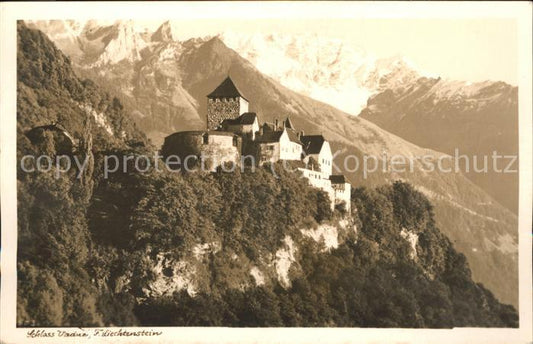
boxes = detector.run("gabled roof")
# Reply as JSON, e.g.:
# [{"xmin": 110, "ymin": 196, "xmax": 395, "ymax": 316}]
[
  {"xmin": 26, "ymin": 123, "xmax": 76, "ymax": 145},
  {"xmin": 207, "ymin": 77, "xmax": 247, "ymax": 100},
  {"xmin": 300, "ymin": 135, "xmax": 326, "ymax": 155},
  {"xmin": 256, "ymin": 127, "xmax": 302, "ymax": 145},
  {"xmin": 255, "ymin": 130, "xmax": 284, "ymax": 143},
  {"xmin": 286, "ymin": 128, "xmax": 301, "ymax": 144},
  {"xmin": 283, "ymin": 117, "xmax": 295, "ymax": 129},
  {"xmin": 261, "ymin": 122, "xmax": 276, "ymax": 132},
  {"xmin": 222, "ymin": 112, "xmax": 258, "ymax": 126},
  {"xmin": 330, "ymin": 175, "xmax": 346, "ymax": 184}
]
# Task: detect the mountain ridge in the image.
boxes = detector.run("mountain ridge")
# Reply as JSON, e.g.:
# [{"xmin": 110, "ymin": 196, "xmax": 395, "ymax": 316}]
[{"xmin": 359, "ymin": 75, "xmax": 518, "ymax": 213}]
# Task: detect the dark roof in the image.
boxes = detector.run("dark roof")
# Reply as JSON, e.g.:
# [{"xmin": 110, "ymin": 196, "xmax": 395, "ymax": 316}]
[
  {"xmin": 26, "ymin": 123, "xmax": 76, "ymax": 144},
  {"xmin": 222, "ymin": 112, "xmax": 257, "ymax": 126},
  {"xmin": 330, "ymin": 175, "xmax": 346, "ymax": 184},
  {"xmin": 256, "ymin": 128, "xmax": 302, "ymax": 144},
  {"xmin": 300, "ymin": 135, "xmax": 325, "ymax": 154},
  {"xmin": 283, "ymin": 117, "xmax": 295, "ymax": 129},
  {"xmin": 207, "ymin": 77, "xmax": 247, "ymax": 100},
  {"xmin": 255, "ymin": 130, "xmax": 284, "ymax": 143},
  {"xmin": 239, "ymin": 112, "xmax": 257, "ymax": 124},
  {"xmin": 286, "ymin": 128, "xmax": 301, "ymax": 143},
  {"xmin": 28, "ymin": 123, "xmax": 69, "ymax": 134}
]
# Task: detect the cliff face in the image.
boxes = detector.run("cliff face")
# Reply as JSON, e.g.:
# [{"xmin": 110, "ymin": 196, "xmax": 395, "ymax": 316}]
[{"xmin": 137, "ymin": 221, "xmax": 356, "ymax": 299}]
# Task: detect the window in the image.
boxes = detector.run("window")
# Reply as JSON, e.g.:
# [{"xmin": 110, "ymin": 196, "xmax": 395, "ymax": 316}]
[{"xmin": 203, "ymin": 133, "xmax": 209, "ymax": 144}]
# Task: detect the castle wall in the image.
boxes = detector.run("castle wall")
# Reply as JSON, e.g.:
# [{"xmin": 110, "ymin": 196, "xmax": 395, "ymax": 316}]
[
  {"xmin": 162, "ymin": 131, "xmax": 240, "ymax": 172},
  {"xmin": 299, "ymin": 168, "xmax": 331, "ymax": 190},
  {"xmin": 304, "ymin": 142, "xmax": 333, "ymax": 179},
  {"xmin": 319, "ymin": 141, "xmax": 333, "ymax": 178},
  {"xmin": 298, "ymin": 167, "xmax": 351, "ymax": 212},
  {"xmin": 239, "ymin": 98, "xmax": 249, "ymax": 115},
  {"xmin": 207, "ymin": 97, "xmax": 241, "ymax": 130},
  {"xmin": 333, "ymin": 183, "xmax": 351, "ymax": 212},
  {"xmin": 298, "ymin": 168, "xmax": 335, "ymax": 209}
]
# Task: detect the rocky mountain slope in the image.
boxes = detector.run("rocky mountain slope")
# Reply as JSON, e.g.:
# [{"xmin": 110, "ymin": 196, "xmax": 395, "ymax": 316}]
[
  {"xmin": 28, "ymin": 20, "xmax": 518, "ymax": 308},
  {"xmin": 358, "ymin": 77, "xmax": 519, "ymax": 213},
  {"xmin": 219, "ymin": 30, "xmax": 421, "ymax": 115},
  {"xmin": 29, "ymin": 20, "xmax": 423, "ymax": 117}
]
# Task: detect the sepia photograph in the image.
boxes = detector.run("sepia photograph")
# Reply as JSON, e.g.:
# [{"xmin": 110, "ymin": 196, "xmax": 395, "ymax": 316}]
[{"xmin": 1, "ymin": 2, "xmax": 532, "ymax": 343}]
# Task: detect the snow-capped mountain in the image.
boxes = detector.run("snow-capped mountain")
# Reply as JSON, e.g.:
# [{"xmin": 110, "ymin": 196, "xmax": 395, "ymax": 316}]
[
  {"xmin": 83, "ymin": 20, "xmax": 148, "ymax": 66},
  {"xmin": 29, "ymin": 20, "xmax": 422, "ymax": 115},
  {"xmin": 220, "ymin": 31, "xmax": 421, "ymax": 114},
  {"xmin": 359, "ymin": 76, "xmax": 519, "ymax": 213}
]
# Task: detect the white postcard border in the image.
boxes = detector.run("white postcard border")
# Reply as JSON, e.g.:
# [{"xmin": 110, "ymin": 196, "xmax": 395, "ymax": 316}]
[{"xmin": 1, "ymin": 2, "xmax": 531, "ymax": 344}]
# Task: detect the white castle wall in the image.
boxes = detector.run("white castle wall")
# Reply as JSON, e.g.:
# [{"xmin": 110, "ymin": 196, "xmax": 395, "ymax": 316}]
[
  {"xmin": 239, "ymin": 97, "xmax": 249, "ymax": 115},
  {"xmin": 279, "ymin": 131, "xmax": 303, "ymax": 161},
  {"xmin": 298, "ymin": 167, "xmax": 351, "ymax": 212}
]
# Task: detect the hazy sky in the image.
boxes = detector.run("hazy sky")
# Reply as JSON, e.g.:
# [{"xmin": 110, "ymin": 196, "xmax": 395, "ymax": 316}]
[{"xmin": 134, "ymin": 18, "xmax": 517, "ymax": 85}]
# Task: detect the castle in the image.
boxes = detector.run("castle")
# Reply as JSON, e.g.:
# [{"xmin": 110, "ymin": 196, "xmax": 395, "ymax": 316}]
[{"xmin": 162, "ymin": 77, "xmax": 351, "ymax": 211}]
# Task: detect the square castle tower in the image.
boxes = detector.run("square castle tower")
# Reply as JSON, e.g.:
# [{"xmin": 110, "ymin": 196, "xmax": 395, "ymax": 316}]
[{"xmin": 207, "ymin": 77, "xmax": 249, "ymax": 130}]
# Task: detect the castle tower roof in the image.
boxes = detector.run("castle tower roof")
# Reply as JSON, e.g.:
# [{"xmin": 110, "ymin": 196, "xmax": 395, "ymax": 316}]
[{"xmin": 207, "ymin": 77, "xmax": 248, "ymax": 100}]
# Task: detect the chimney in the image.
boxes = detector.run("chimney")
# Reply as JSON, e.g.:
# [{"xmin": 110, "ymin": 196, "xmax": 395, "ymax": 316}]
[
  {"xmin": 300, "ymin": 130, "xmax": 305, "ymax": 137},
  {"xmin": 275, "ymin": 119, "xmax": 279, "ymax": 130}
]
